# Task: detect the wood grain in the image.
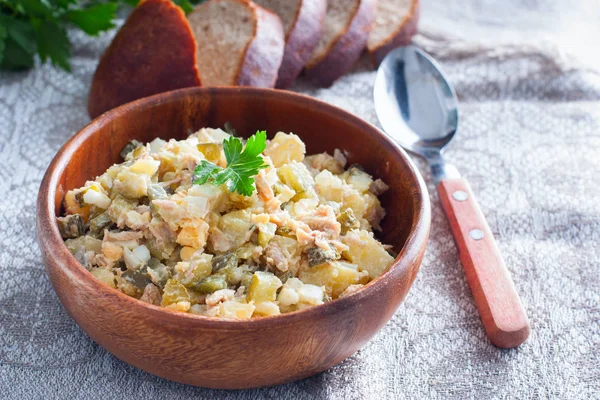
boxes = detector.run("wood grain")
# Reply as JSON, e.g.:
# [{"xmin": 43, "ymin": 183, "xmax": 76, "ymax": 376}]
[
  {"xmin": 37, "ymin": 87, "xmax": 430, "ymax": 388},
  {"xmin": 438, "ymin": 178, "xmax": 530, "ymax": 348}
]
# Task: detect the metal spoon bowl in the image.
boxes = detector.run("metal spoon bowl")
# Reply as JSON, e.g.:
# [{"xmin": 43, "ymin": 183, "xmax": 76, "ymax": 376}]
[
  {"xmin": 374, "ymin": 46, "xmax": 530, "ymax": 348},
  {"xmin": 375, "ymin": 46, "xmax": 460, "ymax": 182}
]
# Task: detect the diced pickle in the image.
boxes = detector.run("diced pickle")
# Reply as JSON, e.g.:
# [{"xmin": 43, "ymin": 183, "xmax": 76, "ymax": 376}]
[
  {"xmin": 147, "ymin": 184, "xmax": 168, "ymax": 201},
  {"xmin": 305, "ymin": 246, "xmax": 338, "ymax": 267},
  {"xmin": 247, "ymin": 271, "xmax": 282, "ymax": 303},
  {"xmin": 193, "ymin": 275, "xmax": 228, "ymax": 294},
  {"xmin": 177, "ymin": 254, "xmax": 213, "ymax": 287},
  {"xmin": 257, "ymin": 222, "xmax": 277, "ymax": 247},
  {"xmin": 161, "ymin": 279, "xmax": 190, "ymax": 307},
  {"xmin": 299, "ymin": 261, "xmax": 359, "ymax": 298},
  {"xmin": 121, "ymin": 269, "xmax": 152, "ymax": 290},
  {"xmin": 89, "ymin": 212, "xmax": 112, "ymax": 233},
  {"xmin": 215, "ymin": 266, "xmax": 243, "ymax": 286},
  {"xmin": 120, "ymin": 139, "xmax": 143, "ymax": 160},
  {"xmin": 277, "ymin": 271, "xmax": 295, "ymax": 284},
  {"xmin": 275, "ymin": 226, "xmax": 296, "ymax": 239},
  {"xmin": 107, "ymin": 195, "xmax": 136, "ymax": 224},
  {"xmin": 223, "ymin": 121, "xmax": 237, "ymax": 136},
  {"xmin": 211, "ymin": 252, "xmax": 238, "ymax": 272},
  {"xmin": 197, "ymin": 143, "xmax": 222, "ymax": 163},
  {"xmin": 146, "ymin": 258, "xmax": 171, "ymax": 288},
  {"xmin": 337, "ymin": 208, "xmax": 360, "ymax": 235},
  {"xmin": 277, "ymin": 162, "xmax": 314, "ymax": 193},
  {"xmin": 57, "ymin": 214, "xmax": 86, "ymax": 239}
]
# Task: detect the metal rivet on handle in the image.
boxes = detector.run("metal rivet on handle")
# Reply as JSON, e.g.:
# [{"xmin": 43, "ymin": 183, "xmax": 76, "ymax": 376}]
[
  {"xmin": 452, "ymin": 190, "xmax": 468, "ymax": 201},
  {"xmin": 469, "ymin": 229, "xmax": 484, "ymax": 240}
]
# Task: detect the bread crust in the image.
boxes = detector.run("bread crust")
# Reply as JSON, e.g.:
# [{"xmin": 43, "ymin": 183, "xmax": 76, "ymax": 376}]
[
  {"xmin": 237, "ymin": 1, "xmax": 285, "ymax": 87},
  {"xmin": 304, "ymin": 0, "xmax": 376, "ymax": 87},
  {"xmin": 274, "ymin": 0, "xmax": 327, "ymax": 88},
  {"xmin": 87, "ymin": 0, "xmax": 201, "ymax": 119},
  {"xmin": 368, "ymin": 0, "xmax": 420, "ymax": 66}
]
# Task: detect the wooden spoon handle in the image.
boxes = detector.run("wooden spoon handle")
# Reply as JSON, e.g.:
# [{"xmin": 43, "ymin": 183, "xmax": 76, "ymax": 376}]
[{"xmin": 437, "ymin": 178, "xmax": 530, "ymax": 348}]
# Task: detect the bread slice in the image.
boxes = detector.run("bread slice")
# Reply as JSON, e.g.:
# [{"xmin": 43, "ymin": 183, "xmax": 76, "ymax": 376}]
[
  {"xmin": 304, "ymin": 0, "xmax": 376, "ymax": 87},
  {"xmin": 188, "ymin": 0, "xmax": 285, "ymax": 87},
  {"xmin": 88, "ymin": 0, "xmax": 201, "ymax": 119},
  {"xmin": 253, "ymin": 0, "xmax": 327, "ymax": 88},
  {"xmin": 367, "ymin": 0, "xmax": 420, "ymax": 66}
]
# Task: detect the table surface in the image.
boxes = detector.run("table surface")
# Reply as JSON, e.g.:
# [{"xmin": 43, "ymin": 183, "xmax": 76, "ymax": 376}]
[{"xmin": 1, "ymin": 0, "xmax": 599, "ymax": 398}]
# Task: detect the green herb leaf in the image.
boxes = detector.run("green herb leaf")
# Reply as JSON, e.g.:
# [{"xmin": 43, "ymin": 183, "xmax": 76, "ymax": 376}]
[
  {"xmin": 172, "ymin": 0, "xmax": 194, "ymax": 14},
  {"xmin": 0, "ymin": 25, "xmax": 7, "ymax": 65},
  {"xmin": 193, "ymin": 131, "xmax": 269, "ymax": 196},
  {"xmin": 66, "ymin": 3, "xmax": 118, "ymax": 36},
  {"xmin": 33, "ymin": 19, "xmax": 71, "ymax": 71}
]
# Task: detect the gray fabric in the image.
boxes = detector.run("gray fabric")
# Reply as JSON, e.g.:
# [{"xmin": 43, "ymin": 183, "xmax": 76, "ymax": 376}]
[{"xmin": 1, "ymin": 0, "xmax": 599, "ymax": 398}]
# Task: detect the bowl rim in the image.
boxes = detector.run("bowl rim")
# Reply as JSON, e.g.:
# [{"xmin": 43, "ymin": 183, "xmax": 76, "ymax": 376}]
[{"xmin": 37, "ymin": 87, "xmax": 431, "ymax": 330}]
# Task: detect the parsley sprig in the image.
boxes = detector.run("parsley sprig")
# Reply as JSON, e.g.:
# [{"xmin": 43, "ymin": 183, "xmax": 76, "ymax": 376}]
[
  {"xmin": 193, "ymin": 131, "xmax": 269, "ymax": 196},
  {"xmin": 0, "ymin": 0, "xmax": 203, "ymax": 72}
]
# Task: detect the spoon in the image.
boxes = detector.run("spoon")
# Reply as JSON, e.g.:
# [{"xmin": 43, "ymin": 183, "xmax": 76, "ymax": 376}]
[{"xmin": 374, "ymin": 46, "xmax": 530, "ymax": 348}]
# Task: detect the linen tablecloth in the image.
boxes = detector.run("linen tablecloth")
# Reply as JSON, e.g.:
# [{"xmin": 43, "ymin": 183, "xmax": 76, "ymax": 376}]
[{"xmin": 1, "ymin": 0, "xmax": 598, "ymax": 398}]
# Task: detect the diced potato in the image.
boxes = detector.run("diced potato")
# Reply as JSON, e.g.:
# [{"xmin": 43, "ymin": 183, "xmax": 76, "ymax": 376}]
[
  {"xmin": 113, "ymin": 170, "xmax": 148, "ymax": 199},
  {"xmin": 273, "ymin": 182, "xmax": 295, "ymax": 203},
  {"xmin": 218, "ymin": 301, "xmax": 255, "ymax": 319},
  {"xmin": 363, "ymin": 192, "xmax": 385, "ymax": 230},
  {"xmin": 299, "ymin": 261, "xmax": 360, "ymax": 298},
  {"xmin": 161, "ymin": 279, "xmax": 190, "ymax": 307},
  {"xmin": 253, "ymin": 301, "xmax": 281, "ymax": 317},
  {"xmin": 184, "ymin": 184, "xmax": 227, "ymax": 218},
  {"xmin": 130, "ymin": 158, "xmax": 160, "ymax": 176},
  {"xmin": 277, "ymin": 162, "xmax": 314, "ymax": 193},
  {"xmin": 247, "ymin": 271, "xmax": 282, "ymax": 303},
  {"xmin": 342, "ymin": 185, "xmax": 367, "ymax": 219},
  {"xmin": 344, "ymin": 165, "xmax": 373, "ymax": 193},
  {"xmin": 314, "ymin": 170, "xmax": 344, "ymax": 202},
  {"xmin": 83, "ymin": 189, "xmax": 111, "ymax": 209},
  {"xmin": 296, "ymin": 284, "xmax": 324, "ymax": 305},
  {"xmin": 264, "ymin": 132, "xmax": 306, "ymax": 167},
  {"xmin": 342, "ymin": 230, "xmax": 394, "ymax": 279},
  {"xmin": 90, "ymin": 267, "xmax": 116, "ymax": 288}
]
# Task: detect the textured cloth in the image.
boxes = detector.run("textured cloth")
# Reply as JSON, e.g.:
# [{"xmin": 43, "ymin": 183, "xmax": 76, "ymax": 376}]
[{"xmin": 1, "ymin": 0, "xmax": 599, "ymax": 398}]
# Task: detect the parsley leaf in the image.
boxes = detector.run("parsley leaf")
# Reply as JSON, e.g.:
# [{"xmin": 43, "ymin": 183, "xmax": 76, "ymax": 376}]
[
  {"xmin": 193, "ymin": 131, "xmax": 269, "ymax": 196},
  {"xmin": 33, "ymin": 19, "xmax": 71, "ymax": 71},
  {"xmin": 0, "ymin": 0, "xmax": 204, "ymax": 72},
  {"xmin": 66, "ymin": 3, "xmax": 118, "ymax": 36}
]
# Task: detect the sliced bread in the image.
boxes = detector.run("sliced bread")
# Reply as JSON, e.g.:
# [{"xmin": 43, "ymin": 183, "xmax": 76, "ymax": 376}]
[
  {"xmin": 188, "ymin": 0, "xmax": 285, "ymax": 87},
  {"xmin": 88, "ymin": 0, "xmax": 201, "ymax": 119},
  {"xmin": 253, "ymin": 0, "xmax": 327, "ymax": 88},
  {"xmin": 304, "ymin": 0, "xmax": 376, "ymax": 87},
  {"xmin": 367, "ymin": 0, "xmax": 420, "ymax": 65}
]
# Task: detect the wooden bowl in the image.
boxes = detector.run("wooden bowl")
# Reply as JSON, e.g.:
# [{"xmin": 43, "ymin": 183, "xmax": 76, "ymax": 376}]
[{"xmin": 36, "ymin": 87, "xmax": 430, "ymax": 389}]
